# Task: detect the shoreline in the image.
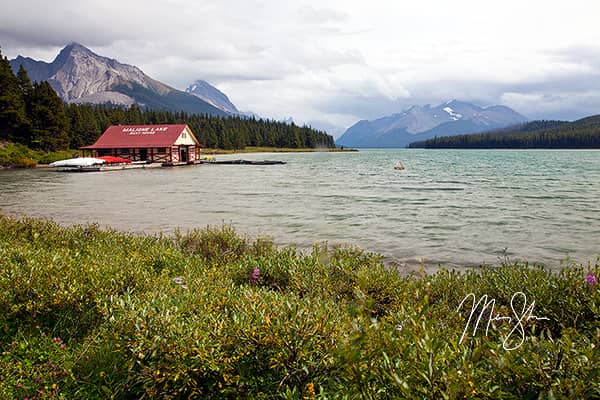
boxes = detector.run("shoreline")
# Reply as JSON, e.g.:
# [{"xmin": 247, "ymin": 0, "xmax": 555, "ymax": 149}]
[
  {"xmin": 0, "ymin": 210, "xmax": 574, "ymax": 274},
  {"xmin": 1, "ymin": 146, "xmax": 358, "ymax": 169}
]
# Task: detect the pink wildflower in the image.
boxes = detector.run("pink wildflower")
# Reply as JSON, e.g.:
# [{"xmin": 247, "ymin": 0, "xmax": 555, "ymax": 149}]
[
  {"xmin": 586, "ymin": 272, "xmax": 597, "ymax": 286},
  {"xmin": 250, "ymin": 268, "xmax": 261, "ymax": 284}
]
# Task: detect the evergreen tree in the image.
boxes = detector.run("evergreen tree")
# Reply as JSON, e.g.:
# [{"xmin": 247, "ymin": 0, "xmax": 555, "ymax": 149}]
[
  {"xmin": 16, "ymin": 65, "xmax": 33, "ymax": 101},
  {"xmin": 0, "ymin": 51, "xmax": 27, "ymax": 142},
  {"xmin": 15, "ymin": 65, "xmax": 33, "ymax": 144},
  {"xmin": 29, "ymin": 81, "xmax": 69, "ymax": 151}
]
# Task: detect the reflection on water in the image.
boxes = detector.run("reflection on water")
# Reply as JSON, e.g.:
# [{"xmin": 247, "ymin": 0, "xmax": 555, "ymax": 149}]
[{"xmin": 1, "ymin": 149, "xmax": 600, "ymax": 269}]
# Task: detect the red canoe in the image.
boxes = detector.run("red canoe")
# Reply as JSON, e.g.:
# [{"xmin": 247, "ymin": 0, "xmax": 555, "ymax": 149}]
[{"xmin": 97, "ymin": 156, "xmax": 132, "ymax": 164}]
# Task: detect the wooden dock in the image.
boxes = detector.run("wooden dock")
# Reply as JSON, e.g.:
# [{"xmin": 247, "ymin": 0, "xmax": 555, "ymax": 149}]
[{"xmin": 199, "ymin": 159, "xmax": 286, "ymax": 165}]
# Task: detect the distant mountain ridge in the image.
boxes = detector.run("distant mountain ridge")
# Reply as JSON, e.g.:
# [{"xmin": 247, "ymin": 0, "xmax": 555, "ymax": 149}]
[
  {"xmin": 185, "ymin": 80, "xmax": 240, "ymax": 114},
  {"xmin": 336, "ymin": 100, "xmax": 528, "ymax": 148},
  {"xmin": 10, "ymin": 43, "xmax": 228, "ymax": 117}
]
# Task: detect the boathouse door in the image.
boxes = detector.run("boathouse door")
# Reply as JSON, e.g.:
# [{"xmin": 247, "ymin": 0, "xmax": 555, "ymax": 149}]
[
  {"xmin": 139, "ymin": 148, "xmax": 148, "ymax": 161},
  {"xmin": 180, "ymin": 146, "xmax": 189, "ymax": 162}
]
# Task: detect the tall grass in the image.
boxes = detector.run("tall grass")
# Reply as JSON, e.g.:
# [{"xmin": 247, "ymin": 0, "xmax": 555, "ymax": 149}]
[{"xmin": 0, "ymin": 215, "xmax": 598, "ymax": 399}]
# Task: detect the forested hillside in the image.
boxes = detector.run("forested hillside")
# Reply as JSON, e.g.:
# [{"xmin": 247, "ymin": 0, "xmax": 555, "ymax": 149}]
[
  {"xmin": 409, "ymin": 118, "xmax": 600, "ymax": 149},
  {"xmin": 62, "ymin": 104, "xmax": 334, "ymax": 150},
  {"xmin": 0, "ymin": 50, "xmax": 334, "ymax": 153}
]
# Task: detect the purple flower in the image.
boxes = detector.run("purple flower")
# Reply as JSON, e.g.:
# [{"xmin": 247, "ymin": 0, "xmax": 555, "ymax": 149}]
[
  {"xmin": 586, "ymin": 273, "xmax": 597, "ymax": 286},
  {"xmin": 173, "ymin": 276, "xmax": 184, "ymax": 285},
  {"xmin": 250, "ymin": 268, "xmax": 261, "ymax": 284}
]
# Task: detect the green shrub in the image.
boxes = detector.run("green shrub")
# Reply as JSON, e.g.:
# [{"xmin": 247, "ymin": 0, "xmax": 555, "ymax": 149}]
[
  {"xmin": 0, "ymin": 141, "xmax": 81, "ymax": 167},
  {"xmin": 0, "ymin": 142, "xmax": 38, "ymax": 167},
  {"xmin": 0, "ymin": 215, "xmax": 599, "ymax": 399}
]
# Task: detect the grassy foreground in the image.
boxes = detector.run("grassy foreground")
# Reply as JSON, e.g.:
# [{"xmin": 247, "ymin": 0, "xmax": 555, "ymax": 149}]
[{"xmin": 0, "ymin": 215, "xmax": 598, "ymax": 399}]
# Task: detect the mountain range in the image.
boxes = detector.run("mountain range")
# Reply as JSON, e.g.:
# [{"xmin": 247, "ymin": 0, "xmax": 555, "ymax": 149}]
[
  {"xmin": 336, "ymin": 100, "xmax": 528, "ymax": 148},
  {"xmin": 8, "ymin": 44, "xmax": 528, "ymax": 143},
  {"xmin": 10, "ymin": 43, "xmax": 236, "ymax": 117}
]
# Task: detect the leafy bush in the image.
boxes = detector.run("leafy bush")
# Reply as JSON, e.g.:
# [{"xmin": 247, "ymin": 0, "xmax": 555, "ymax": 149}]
[
  {"xmin": 35, "ymin": 149, "xmax": 81, "ymax": 165},
  {"xmin": 0, "ymin": 141, "xmax": 81, "ymax": 167},
  {"xmin": 0, "ymin": 141, "xmax": 38, "ymax": 167},
  {"xmin": 0, "ymin": 215, "xmax": 599, "ymax": 399}
]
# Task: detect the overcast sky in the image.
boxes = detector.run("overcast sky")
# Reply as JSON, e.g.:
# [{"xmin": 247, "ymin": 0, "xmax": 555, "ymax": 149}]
[{"xmin": 2, "ymin": 0, "xmax": 600, "ymax": 137}]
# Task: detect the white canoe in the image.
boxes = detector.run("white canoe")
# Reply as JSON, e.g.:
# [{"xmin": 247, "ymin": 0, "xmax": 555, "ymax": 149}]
[{"xmin": 49, "ymin": 157, "xmax": 106, "ymax": 168}]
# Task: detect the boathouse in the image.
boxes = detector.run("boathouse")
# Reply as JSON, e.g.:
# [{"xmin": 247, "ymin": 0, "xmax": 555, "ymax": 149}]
[{"xmin": 80, "ymin": 124, "xmax": 201, "ymax": 163}]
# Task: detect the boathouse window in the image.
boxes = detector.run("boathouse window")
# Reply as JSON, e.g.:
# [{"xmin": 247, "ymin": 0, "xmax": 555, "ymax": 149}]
[{"xmin": 182, "ymin": 131, "xmax": 187, "ymax": 138}]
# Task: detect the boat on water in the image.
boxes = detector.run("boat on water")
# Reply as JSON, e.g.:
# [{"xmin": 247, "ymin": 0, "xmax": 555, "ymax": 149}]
[
  {"xmin": 394, "ymin": 161, "xmax": 405, "ymax": 170},
  {"xmin": 48, "ymin": 156, "xmax": 158, "ymax": 172},
  {"xmin": 97, "ymin": 156, "xmax": 132, "ymax": 165},
  {"xmin": 48, "ymin": 157, "xmax": 105, "ymax": 172}
]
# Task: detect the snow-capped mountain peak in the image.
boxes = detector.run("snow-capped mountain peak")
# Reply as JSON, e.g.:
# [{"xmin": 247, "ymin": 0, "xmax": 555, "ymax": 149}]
[
  {"xmin": 185, "ymin": 80, "xmax": 240, "ymax": 115},
  {"xmin": 336, "ymin": 100, "xmax": 528, "ymax": 148}
]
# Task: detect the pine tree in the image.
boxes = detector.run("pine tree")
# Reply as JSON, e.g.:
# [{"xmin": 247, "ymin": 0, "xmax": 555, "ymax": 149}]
[
  {"xmin": 15, "ymin": 65, "xmax": 33, "ymax": 144},
  {"xmin": 16, "ymin": 65, "xmax": 33, "ymax": 101},
  {"xmin": 29, "ymin": 81, "xmax": 69, "ymax": 151},
  {"xmin": 0, "ymin": 51, "xmax": 27, "ymax": 142}
]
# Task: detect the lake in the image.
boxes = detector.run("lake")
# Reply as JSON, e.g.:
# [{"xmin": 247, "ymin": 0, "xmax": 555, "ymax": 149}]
[{"xmin": 1, "ymin": 149, "xmax": 599, "ymax": 270}]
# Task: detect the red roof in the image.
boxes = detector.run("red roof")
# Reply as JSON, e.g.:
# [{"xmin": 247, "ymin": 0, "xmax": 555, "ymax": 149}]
[{"xmin": 80, "ymin": 124, "xmax": 198, "ymax": 149}]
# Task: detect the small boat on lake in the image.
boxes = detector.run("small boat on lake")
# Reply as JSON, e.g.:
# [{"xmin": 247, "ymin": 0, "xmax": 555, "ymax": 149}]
[
  {"xmin": 48, "ymin": 156, "xmax": 157, "ymax": 172},
  {"xmin": 49, "ymin": 157, "xmax": 105, "ymax": 172},
  {"xmin": 97, "ymin": 156, "xmax": 132, "ymax": 165},
  {"xmin": 394, "ymin": 161, "xmax": 405, "ymax": 170}
]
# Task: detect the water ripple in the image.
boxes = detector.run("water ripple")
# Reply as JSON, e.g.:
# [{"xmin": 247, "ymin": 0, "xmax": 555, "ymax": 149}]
[{"xmin": 2, "ymin": 149, "xmax": 600, "ymax": 269}]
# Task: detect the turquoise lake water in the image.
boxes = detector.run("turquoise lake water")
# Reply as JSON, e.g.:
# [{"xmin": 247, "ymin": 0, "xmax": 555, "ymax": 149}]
[{"xmin": 1, "ymin": 149, "xmax": 599, "ymax": 270}]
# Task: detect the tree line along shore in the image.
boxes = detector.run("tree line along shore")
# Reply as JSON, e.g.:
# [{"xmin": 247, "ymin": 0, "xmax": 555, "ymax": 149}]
[
  {"xmin": 1, "ymin": 51, "xmax": 339, "ymax": 167},
  {"xmin": 409, "ymin": 117, "xmax": 600, "ymax": 149},
  {"xmin": 0, "ymin": 214, "xmax": 598, "ymax": 398}
]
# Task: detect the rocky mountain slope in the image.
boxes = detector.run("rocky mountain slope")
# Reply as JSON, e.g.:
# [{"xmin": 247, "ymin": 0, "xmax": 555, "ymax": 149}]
[
  {"xmin": 185, "ymin": 80, "xmax": 239, "ymax": 114},
  {"xmin": 10, "ymin": 43, "xmax": 228, "ymax": 116},
  {"xmin": 336, "ymin": 100, "xmax": 527, "ymax": 148}
]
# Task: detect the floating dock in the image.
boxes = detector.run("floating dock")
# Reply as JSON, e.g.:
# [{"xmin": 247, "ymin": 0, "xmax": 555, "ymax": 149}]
[
  {"xmin": 53, "ymin": 163, "xmax": 162, "ymax": 172},
  {"xmin": 200, "ymin": 159, "xmax": 286, "ymax": 165},
  {"xmin": 50, "ymin": 159, "xmax": 286, "ymax": 172}
]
